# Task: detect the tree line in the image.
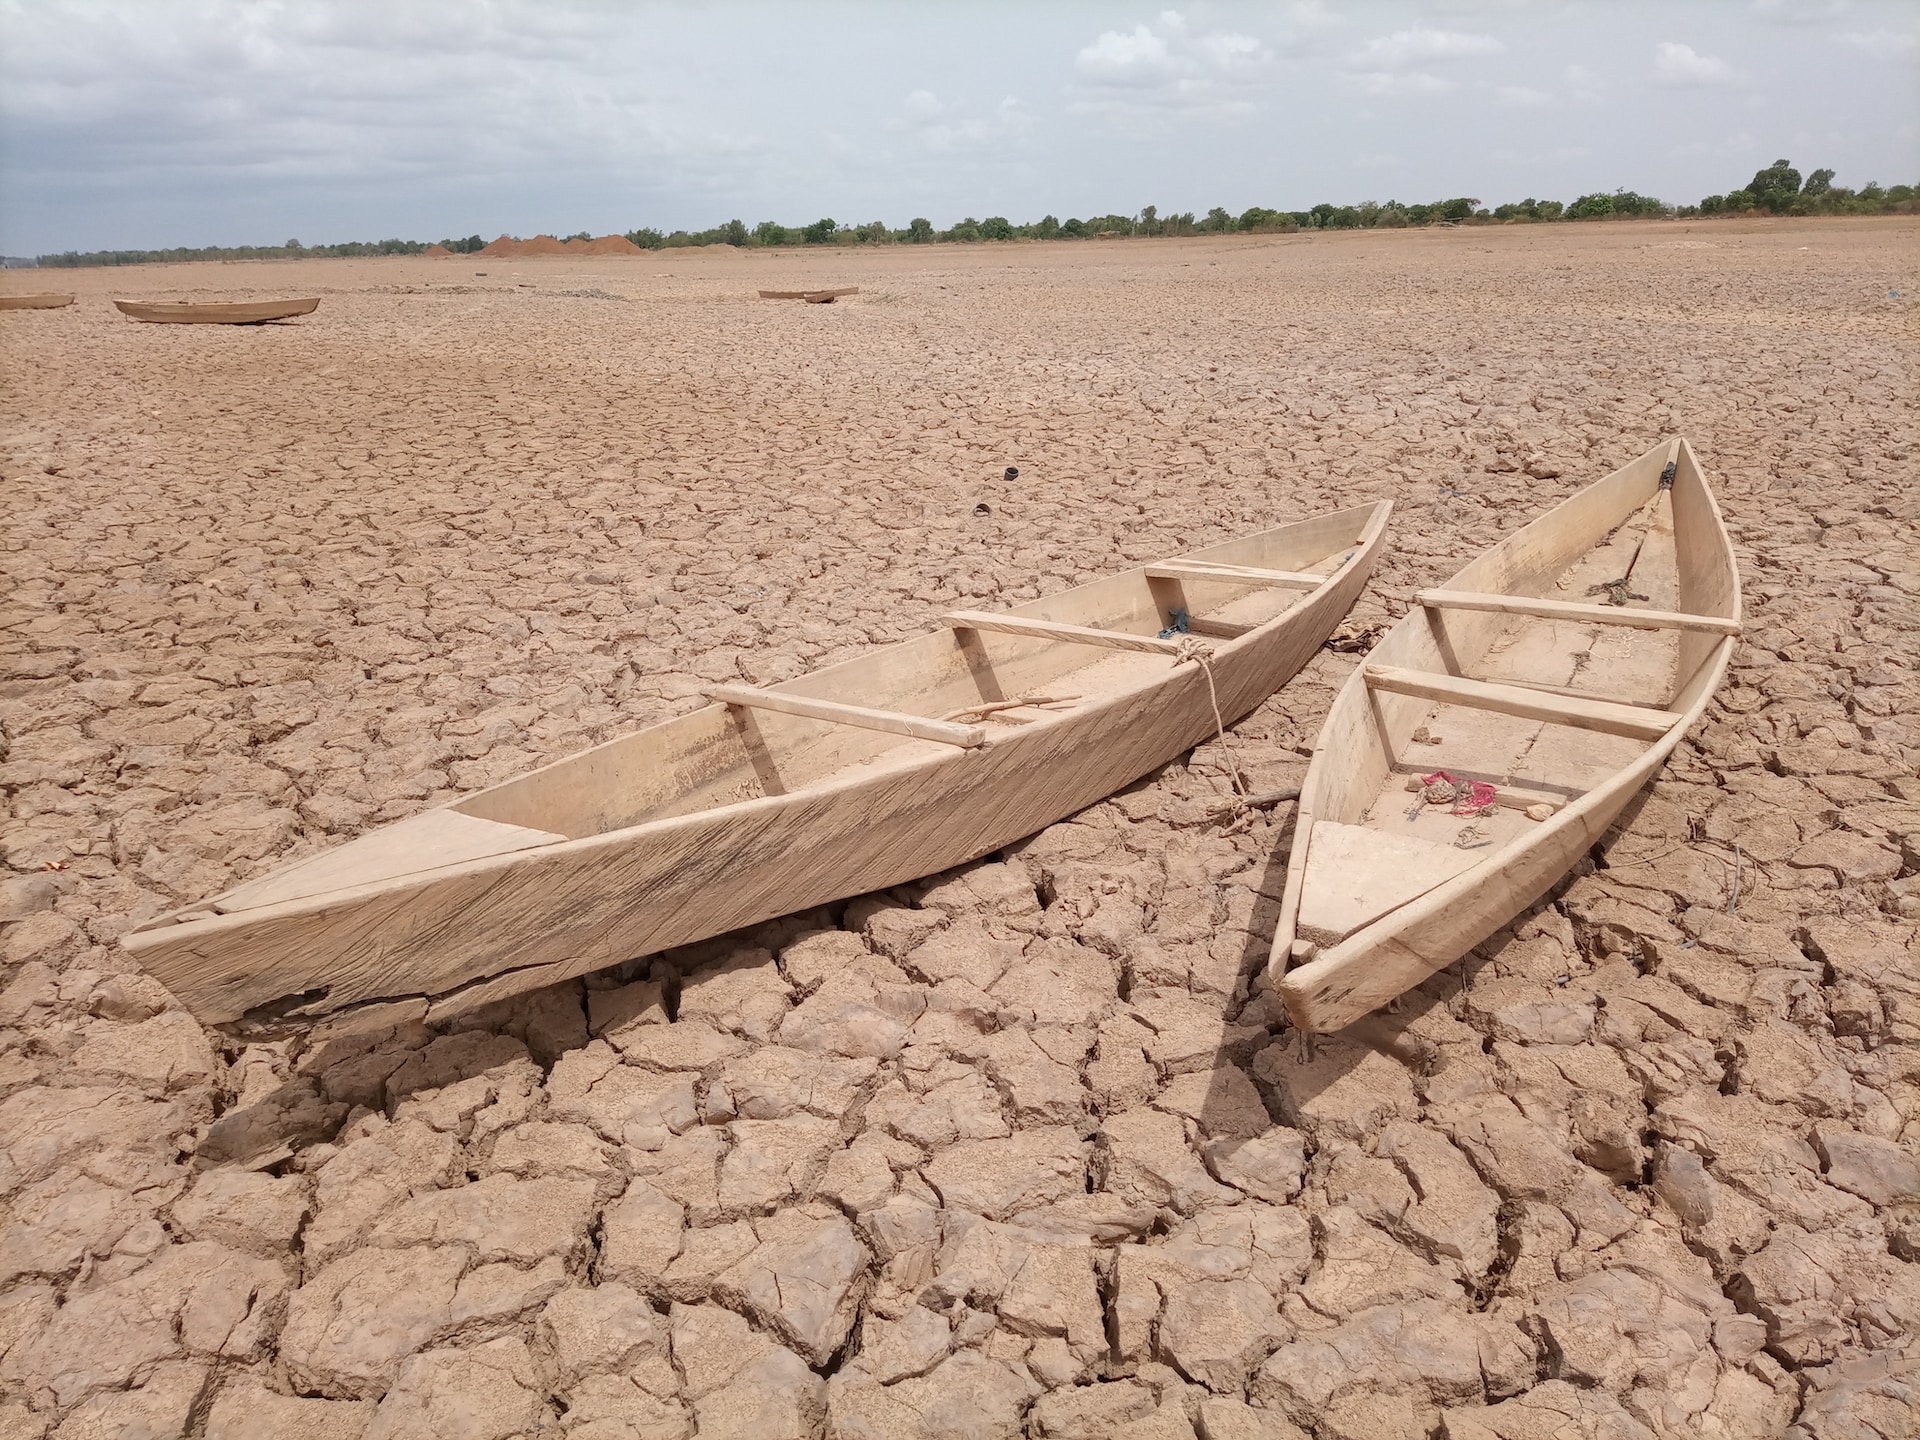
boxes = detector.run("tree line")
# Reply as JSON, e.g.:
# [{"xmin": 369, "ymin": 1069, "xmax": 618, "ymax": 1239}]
[{"xmin": 28, "ymin": 160, "xmax": 1914, "ymax": 266}]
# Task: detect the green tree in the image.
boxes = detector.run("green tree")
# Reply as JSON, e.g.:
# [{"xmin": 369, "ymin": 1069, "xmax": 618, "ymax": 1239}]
[
  {"xmin": 1567, "ymin": 193, "xmax": 1615, "ymax": 218},
  {"xmin": 1747, "ymin": 159, "xmax": 1802, "ymax": 212},
  {"xmin": 754, "ymin": 220, "xmax": 790, "ymax": 246},
  {"xmin": 801, "ymin": 217, "xmax": 838, "ymax": 244},
  {"xmin": 1721, "ymin": 188, "xmax": 1756, "ymax": 212},
  {"xmin": 906, "ymin": 217, "xmax": 934, "ymax": 242},
  {"xmin": 720, "ymin": 219, "xmax": 749, "ymax": 246},
  {"xmin": 980, "ymin": 215, "xmax": 1012, "ymax": 240},
  {"xmin": 1062, "ymin": 217, "xmax": 1087, "ymax": 237},
  {"xmin": 1137, "ymin": 204, "xmax": 1160, "ymax": 236},
  {"xmin": 625, "ymin": 228, "xmax": 665, "ymax": 249},
  {"xmin": 948, "ymin": 217, "xmax": 982, "ymax": 242},
  {"xmin": 1201, "ymin": 206, "xmax": 1233, "ymax": 232},
  {"xmin": 1029, "ymin": 214, "xmax": 1061, "ymax": 239},
  {"xmin": 1802, "ymin": 168, "xmax": 1834, "ymax": 198},
  {"xmin": 566, "ymin": 231, "xmax": 592, "ymax": 242},
  {"xmin": 1440, "ymin": 197, "xmax": 1479, "ymax": 221},
  {"xmin": 854, "ymin": 220, "xmax": 890, "ymax": 243}
]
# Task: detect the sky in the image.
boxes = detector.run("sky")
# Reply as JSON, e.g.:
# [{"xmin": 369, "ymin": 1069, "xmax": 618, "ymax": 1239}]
[{"xmin": 0, "ymin": 0, "xmax": 1915, "ymax": 255}]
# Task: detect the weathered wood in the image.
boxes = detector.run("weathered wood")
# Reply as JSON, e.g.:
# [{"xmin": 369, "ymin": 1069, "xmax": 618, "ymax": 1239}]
[
  {"xmin": 114, "ymin": 298, "xmax": 321, "ymax": 325},
  {"xmin": 1183, "ymin": 617, "xmax": 1252, "ymax": 640},
  {"xmin": 706, "ymin": 684, "xmax": 985, "ymax": 748},
  {"xmin": 1273, "ymin": 438, "xmax": 1739, "ymax": 1032},
  {"xmin": 0, "ymin": 294, "xmax": 75, "ymax": 310},
  {"xmin": 123, "ymin": 501, "xmax": 1392, "ymax": 1027},
  {"xmin": 1416, "ymin": 589, "xmax": 1741, "ymax": 635},
  {"xmin": 1364, "ymin": 665, "xmax": 1682, "ymax": 741},
  {"xmin": 757, "ymin": 288, "xmax": 859, "ymax": 301},
  {"xmin": 942, "ymin": 611, "xmax": 1187, "ymax": 656},
  {"xmin": 1145, "ymin": 562, "xmax": 1326, "ymax": 589}
]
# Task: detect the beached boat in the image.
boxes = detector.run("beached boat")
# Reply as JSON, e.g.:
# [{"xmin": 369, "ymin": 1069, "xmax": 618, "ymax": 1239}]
[
  {"xmin": 1271, "ymin": 439, "xmax": 1739, "ymax": 1032},
  {"xmin": 0, "ymin": 294, "xmax": 75, "ymax": 310},
  {"xmin": 758, "ymin": 288, "xmax": 858, "ymax": 303},
  {"xmin": 113, "ymin": 298, "xmax": 320, "ymax": 325},
  {"xmin": 126, "ymin": 501, "xmax": 1392, "ymax": 1028}
]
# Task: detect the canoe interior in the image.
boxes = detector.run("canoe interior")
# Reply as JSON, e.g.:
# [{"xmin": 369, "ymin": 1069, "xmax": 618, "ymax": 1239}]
[
  {"xmin": 1292, "ymin": 439, "xmax": 1738, "ymax": 950},
  {"xmin": 206, "ymin": 505, "xmax": 1379, "ymax": 917}
]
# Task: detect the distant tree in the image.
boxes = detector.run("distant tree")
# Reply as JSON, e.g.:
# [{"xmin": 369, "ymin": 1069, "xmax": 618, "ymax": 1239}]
[
  {"xmin": 906, "ymin": 217, "xmax": 934, "ymax": 242},
  {"xmin": 1308, "ymin": 203, "xmax": 1334, "ymax": 228},
  {"xmin": 801, "ymin": 217, "xmax": 838, "ymax": 244},
  {"xmin": 566, "ymin": 231, "xmax": 592, "ymax": 242},
  {"xmin": 1061, "ymin": 217, "xmax": 1087, "ymax": 237},
  {"xmin": 1536, "ymin": 200, "xmax": 1565, "ymax": 220},
  {"xmin": 948, "ymin": 217, "xmax": 982, "ymax": 242},
  {"xmin": 1137, "ymin": 204, "xmax": 1161, "ymax": 236},
  {"xmin": 1236, "ymin": 206, "xmax": 1280, "ymax": 230},
  {"xmin": 980, "ymin": 216, "xmax": 1012, "ymax": 240},
  {"xmin": 1567, "ymin": 193, "xmax": 1615, "ymax": 219},
  {"xmin": 1030, "ymin": 214, "xmax": 1061, "ymax": 239},
  {"xmin": 1201, "ymin": 206, "xmax": 1233, "ymax": 232},
  {"xmin": 625, "ymin": 228, "xmax": 665, "ymax": 249},
  {"xmin": 1720, "ymin": 188, "xmax": 1756, "ymax": 212},
  {"xmin": 854, "ymin": 220, "xmax": 891, "ymax": 243},
  {"xmin": 1440, "ymin": 197, "xmax": 1479, "ymax": 221},
  {"xmin": 754, "ymin": 221, "xmax": 790, "ymax": 246},
  {"xmin": 285, "ymin": 238, "xmax": 303, "ymax": 251},
  {"xmin": 1801, "ymin": 168, "xmax": 1834, "ymax": 198},
  {"xmin": 1163, "ymin": 211, "xmax": 1196, "ymax": 235},
  {"xmin": 720, "ymin": 219, "xmax": 749, "ymax": 246},
  {"xmin": 1747, "ymin": 159, "xmax": 1802, "ymax": 212}
]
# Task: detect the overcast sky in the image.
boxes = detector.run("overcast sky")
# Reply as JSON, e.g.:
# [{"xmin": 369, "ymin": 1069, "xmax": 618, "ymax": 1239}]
[{"xmin": 1, "ymin": 0, "xmax": 1914, "ymax": 254}]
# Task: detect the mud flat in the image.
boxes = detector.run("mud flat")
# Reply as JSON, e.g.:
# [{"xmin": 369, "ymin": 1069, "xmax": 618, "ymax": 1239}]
[{"xmin": 2, "ymin": 218, "xmax": 1916, "ymax": 1437}]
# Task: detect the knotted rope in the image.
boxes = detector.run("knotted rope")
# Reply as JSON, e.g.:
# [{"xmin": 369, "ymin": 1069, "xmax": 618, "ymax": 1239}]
[{"xmin": 1172, "ymin": 635, "xmax": 1251, "ymax": 809}]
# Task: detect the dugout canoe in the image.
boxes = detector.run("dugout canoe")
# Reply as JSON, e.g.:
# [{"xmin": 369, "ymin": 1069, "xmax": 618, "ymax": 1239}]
[
  {"xmin": 1272, "ymin": 439, "xmax": 1740, "ymax": 1032},
  {"xmin": 0, "ymin": 294, "xmax": 75, "ymax": 310},
  {"xmin": 113, "ymin": 298, "xmax": 320, "ymax": 324},
  {"xmin": 125, "ymin": 500, "xmax": 1392, "ymax": 1028},
  {"xmin": 758, "ymin": 288, "xmax": 858, "ymax": 303}
]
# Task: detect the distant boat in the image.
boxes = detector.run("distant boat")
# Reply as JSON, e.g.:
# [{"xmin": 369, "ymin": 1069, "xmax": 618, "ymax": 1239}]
[
  {"xmin": 758, "ymin": 287, "xmax": 859, "ymax": 303},
  {"xmin": 1272, "ymin": 438, "xmax": 1740, "ymax": 1033},
  {"xmin": 0, "ymin": 294, "xmax": 75, "ymax": 310},
  {"xmin": 114, "ymin": 298, "xmax": 320, "ymax": 325},
  {"xmin": 123, "ymin": 501, "xmax": 1390, "ymax": 1028}
]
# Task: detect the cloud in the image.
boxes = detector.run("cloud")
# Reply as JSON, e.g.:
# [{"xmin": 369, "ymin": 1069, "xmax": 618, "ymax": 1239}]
[
  {"xmin": 887, "ymin": 90, "xmax": 1029, "ymax": 154},
  {"xmin": 1347, "ymin": 70, "xmax": 1457, "ymax": 96},
  {"xmin": 1069, "ymin": 10, "xmax": 1274, "ymax": 122},
  {"xmin": 1498, "ymin": 85, "xmax": 1553, "ymax": 106},
  {"xmin": 1561, "ymin": 64, "xmax": 1604, "ymax": 101},
  {"xmin": 1835, "ymin": 27, "xmax": 1920, "ymax": 62},
  {"xmin": 1350, "ymin": 26, "xmax": 1503, "ymax": 71},
  {"xmin": 1653, "ymin": 41, "xmax": 1734, "ymax": 85}
]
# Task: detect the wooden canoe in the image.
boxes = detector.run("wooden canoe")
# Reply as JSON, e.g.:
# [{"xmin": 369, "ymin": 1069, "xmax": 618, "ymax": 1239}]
[
  {"xmin": 0, "ymin": 294, "xmax": 75, "ymax": 310},
  {"xmin": 113, "ymin": 298, "xmax": 320, "ymax": 324},
  {"xmin": 1272, "ymin": 439, "xmax": 1740, "ymax": 1032},
  {"xmin": 758, "ymin": 288, "xmax": 858, "ymax": 303},
  {"xmin": 125, "ymin": 501, "xmax": 1392, "ymax": 1028}
]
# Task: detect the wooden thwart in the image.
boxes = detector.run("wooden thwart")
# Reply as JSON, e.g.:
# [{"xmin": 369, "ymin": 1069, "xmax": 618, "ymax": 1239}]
[
  {"xmin": 1146, "ymin": 562, "xmax": 1326, "ymax": 589},
  {"xmin": 1418, "ymin": 589, "xmax": 1740, "ymax": 635},
  {"xmin": 943, "ymin": 611, "xmax": 1185, "ymax": 656},
  {"xmin": 706, "ymin": 684, "xmax": 985, "ymax": 749},
  {"xmin": 1364, "ymin": 665, "xmax": 1681, "ymax": 741}
]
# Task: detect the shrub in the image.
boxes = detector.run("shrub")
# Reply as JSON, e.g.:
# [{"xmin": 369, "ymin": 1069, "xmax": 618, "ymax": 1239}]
[
  {"xmin": 1567, "ymin": 192, "xmax": 1615, "ymax": 219},
  {"xmin": 801, "ymin": 217, "xmax": 838, "ymax": 244},
  {"xmin": 1029, "ymin": 214, "xmax": 1061, "ymax": 239},
  {"xmin": 980, "ymin": 216, "xmax": 1012, "ymax": 240},
  {"xmin": 753, "ymin": 221, "xmax": 789, "ymax": 246},
  {"xmin": 906, "ymin": 217, "xmax": 934, "ymax": 242},
  {"xmin": 1440, "ymin": 197, "xmax": 1479, "ymax": 221},
  {"xmin": 625, "ymin": 228, "xmax": 665, "ymax": 249},
  {"xmin": 1062, "ymin": 217, "xmax": 1087, "ymax": 237},
  {"xmin": 720, "ymin": 219, "xmax": 749, "ymax": 247}
]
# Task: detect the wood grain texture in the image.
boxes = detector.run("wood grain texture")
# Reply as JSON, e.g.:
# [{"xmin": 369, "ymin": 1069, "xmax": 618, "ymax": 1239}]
[
  {"xmin": 113, "ymin": 298, "xmax": 320, "ymax": 324},
  {"xmin": 941, "ymin": 610, "xmax": 1186, "ymax": 655},
  {"xmin": 1362, "ymin": 665, "xmax": 1683, "ymax": 740},
  {"xmin": 125, "ymin": 501, "xmax": 1391, "ymax": 1026},
  {"xmin": 704, "ymin": 684, "xmax": 986, "ymax": 748},
  {"xmin": 1272, "ymin": 439, "xmax": 1739, "ymax": 1032},
  {"xmin": 1143, "ymin": 562, "xmax": 1327, "ymax": 589},
  {"xmin": 1415, "ymin": 589, "xmax": 1742, "ymax": 635}
]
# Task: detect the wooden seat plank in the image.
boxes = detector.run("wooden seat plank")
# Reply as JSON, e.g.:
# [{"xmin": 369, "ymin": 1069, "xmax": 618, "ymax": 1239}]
[
  {"xmin": 1417, "ymin": 589, "xmax": 1739, "ymax": 635},
  {"xmin": 943, "ymin": 611, "xmax": 1185, "ymax": 656},
  {"xmin": 1363, "ymin": 665, "xmax": 1681, "ymax": 741},
  {"xmin": 1145, "ymin": 562, "xmax": 1326, "ymax": 589},
  {"xmin": 706, "ymin": 684, "xmax": 985, "ymax": 749}
]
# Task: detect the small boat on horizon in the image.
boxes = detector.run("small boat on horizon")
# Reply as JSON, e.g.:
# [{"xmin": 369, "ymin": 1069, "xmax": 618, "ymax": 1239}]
[
  {"xmin": 758, "ymin": 287, "xmax": 859, "ymax": 303},
  {"xmin": 0, "ymin": 293, "xmax": 76, "ymax": 310},
  {"xmin": 1272, "ymin": 438, "xmax": 1740, "ymax": 1032},
  {"xmin": 113, "ymin": 297, "xmax": 320, "ymax": 324},
  {"xmin": 125, "ymin": 500, "xmax": 1391, "ymax": 1030}
]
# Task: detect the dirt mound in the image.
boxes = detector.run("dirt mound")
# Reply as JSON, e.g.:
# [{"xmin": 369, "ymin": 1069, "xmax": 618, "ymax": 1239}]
[
  {"xmin": 422, "ymin": 244, "xmax": 453, "ymax": 257},
  {"xmin": 475, "ymin": 234, "xmax": 521, "ymax": 257},
  {"xmin": 576, "ymin": 235, "xmax": 644, "ymax": 256},
  {"xmin": 514, "ymin": 234, "xmax": 569, "ymax": 257}
]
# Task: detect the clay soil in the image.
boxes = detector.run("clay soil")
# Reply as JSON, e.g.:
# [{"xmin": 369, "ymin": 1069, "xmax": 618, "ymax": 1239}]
[{"xmin": 1, "ymin": 218, "xmax": 1916, "ymax": 1439}]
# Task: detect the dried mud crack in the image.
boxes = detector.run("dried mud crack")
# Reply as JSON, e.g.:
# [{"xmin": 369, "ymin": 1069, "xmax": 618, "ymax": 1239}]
[{"xmin": 2, "ymin": 221, "xmax": 1917, "ymax": 1438}]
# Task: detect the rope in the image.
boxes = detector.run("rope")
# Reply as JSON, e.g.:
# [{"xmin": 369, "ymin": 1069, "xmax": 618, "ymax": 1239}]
[{"xmin": 1173, "ymin": 636, "xmax": 1251, "ymax": 806}]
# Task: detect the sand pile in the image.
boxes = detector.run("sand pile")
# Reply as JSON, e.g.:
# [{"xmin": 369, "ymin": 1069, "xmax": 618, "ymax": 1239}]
[
  {"xmin": 513, "ymin": 235, "xmax": 569, "ymax": 257},
  {"xmin": 1, "ymin": 220, "xmax": 1915, "ymax": 1440},
  {"xmin": 473, "ymin": 233, "xmax": 520, "ymax": 257},
  {"xmin": 422, "ymin": 243, "xmax": 452, "ymax": 257},
  {"xmin": 567, "ymin": 235, "xmax": 644, "ymax": 256}
]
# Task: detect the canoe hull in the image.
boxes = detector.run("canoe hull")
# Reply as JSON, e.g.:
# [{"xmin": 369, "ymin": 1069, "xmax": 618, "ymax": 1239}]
[
  {"xmin": 0, "ymin": 294, "xmax": 75, "ymax": 310},
  {"xmin": 114, "ymin": 298, "xmax": 320, "ymax": 324},
  {"xmin": 127, "ymin": 503, "xmax": 1389, "ymax": 1026},
  {"xmin": 1274, "ymin": 439, "xmax": 1740, "ymax": 1032}
]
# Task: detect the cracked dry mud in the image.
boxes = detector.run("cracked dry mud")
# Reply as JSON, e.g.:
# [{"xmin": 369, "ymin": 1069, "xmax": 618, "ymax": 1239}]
[{"xmin": 1, "ymin": 218, "xmax": 1916, "ymax": 1439}]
